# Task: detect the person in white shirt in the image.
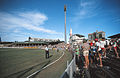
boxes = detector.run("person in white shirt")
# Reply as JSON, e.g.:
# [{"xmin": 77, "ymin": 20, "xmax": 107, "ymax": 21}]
[
  {"xmin": 95, "ymin": 39, "xmax": 103, "ymax": 67},
  {"xmin": 100, "ymin": 38, "xmax": 106, "ymax": 58},
  {"xmin": 109, "ymin": 39, "xmax": 114, "ymax": 51},
  {"xmin": 105, "ymin": 39, "xmax": 110, "ymax": 48},
  {"xmin": 113, "ymin": 40, "xmax": 119, "ymax": 58},
  {"xmin": 117, "ymin": 39, "xmax": 120, "ymax": 49},
  {"xmin": 45, "ymin": 45, "xmax": 49, "ymax": 59}
]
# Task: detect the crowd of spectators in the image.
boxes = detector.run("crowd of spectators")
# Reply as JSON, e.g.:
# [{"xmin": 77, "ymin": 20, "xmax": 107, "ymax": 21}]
[{"xmin": 70, "ymin": 37, "xmax": 120, "ymax": 69}]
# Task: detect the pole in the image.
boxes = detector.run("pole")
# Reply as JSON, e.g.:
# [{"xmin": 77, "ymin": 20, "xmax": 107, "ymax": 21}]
[{"xmin": 64, "ymin": 5, "xmax": 67, "ymax": 43}]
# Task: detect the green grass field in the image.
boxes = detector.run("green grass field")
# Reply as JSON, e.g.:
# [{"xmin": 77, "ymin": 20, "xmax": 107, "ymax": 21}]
[
  {"xmin": 35, "ymin": 50, "xmax": 72, "ymax": 78},
  {"xmin": 0, "ymin": 48, "xmax": 72, "ymax": 78}
]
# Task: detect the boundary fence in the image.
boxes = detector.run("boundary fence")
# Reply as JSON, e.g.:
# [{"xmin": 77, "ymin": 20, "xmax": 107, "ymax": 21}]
[{"xmin": 60, "ymin": 54, "xmax": 76, "ymax": 78}]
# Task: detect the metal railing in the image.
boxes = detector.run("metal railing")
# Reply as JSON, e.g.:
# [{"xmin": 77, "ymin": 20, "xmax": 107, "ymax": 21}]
[{"xmin": 60, "ymin": 54, "xmax": 76, "ymax": 78}]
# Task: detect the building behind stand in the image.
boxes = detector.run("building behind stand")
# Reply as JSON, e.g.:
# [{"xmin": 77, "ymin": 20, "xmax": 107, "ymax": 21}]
[{"xmin": 88, "ymin": 31, "xmax": 105, "ymax": 40}]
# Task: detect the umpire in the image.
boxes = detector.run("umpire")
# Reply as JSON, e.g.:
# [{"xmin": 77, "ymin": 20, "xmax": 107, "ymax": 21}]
[{"xmin": 45, "ymin": 45, "xmax": 49, "ymax": 59}]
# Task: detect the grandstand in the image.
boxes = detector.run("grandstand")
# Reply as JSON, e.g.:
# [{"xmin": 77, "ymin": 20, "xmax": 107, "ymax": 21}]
[
  {"xmin": 108, "ymin": 33, "xmax": 120, "ymax": 38},
  {"xmin": 28, "ymin": 37, "xmax": 59, "ymax": 42},
  {"xmin": 0, "ymin": 37, "xmax": 64, "ymax": 48},
  {"xmin": 0, "ymin": 42, "xmax": 13, "ymax": 47}
]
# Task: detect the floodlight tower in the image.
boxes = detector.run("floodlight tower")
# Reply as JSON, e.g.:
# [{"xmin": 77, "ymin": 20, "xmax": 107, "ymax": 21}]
[
  {"xmin": 70, "ymin": 28, "xmax": 72, "ymax": 37},
  {"xmin": 64, "ymin": 5, "xmax": 67, "ymax": 43}
]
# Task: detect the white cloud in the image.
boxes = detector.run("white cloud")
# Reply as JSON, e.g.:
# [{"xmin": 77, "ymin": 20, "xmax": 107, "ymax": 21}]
[
  {"xmin": 72, "ymin": 0, "xmax": 97, "ymax": 21},
  {"xmin": 80, "ymin": 1, "xmax": 93, "ymax": 8},
  {"xmin": 13, "ymin": 29, "xmax": 20, "ymax": 33},
  {"xmin": 78, "ymin": 10, "xmax": 86, "ymax": 16},
  {"xmin": 19, "ymin": 12, "xmax": 48, "ymax": 26},
  {"xmin": 113, "ymin": 18, "xmax": 120, "ymax": 23},
  {"xmin": 0, "ymin": 11, "xmax": 60, "ymax": 34},
  {"xmin": 0, "ymin": 11, "xmax": 63, "ymax": 41}
]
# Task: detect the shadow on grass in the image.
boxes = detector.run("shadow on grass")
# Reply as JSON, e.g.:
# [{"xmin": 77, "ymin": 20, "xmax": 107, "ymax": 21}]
[
  {"xmin": 49, "ymin": 55, "xmax": 53, "ymax": 58},
  {"xmin": 5, "ymin": 60, "xmax": 51, "ymax": 78}
]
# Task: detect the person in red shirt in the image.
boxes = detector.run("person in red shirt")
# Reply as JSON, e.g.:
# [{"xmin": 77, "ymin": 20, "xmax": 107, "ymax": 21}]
[
  {"xmin": 90, "ymin": 41, "xmax": 93, "ymax": 46},
  {"xmin": 89, "ymin": 40, "xmax": 93, "ymax": 64}
]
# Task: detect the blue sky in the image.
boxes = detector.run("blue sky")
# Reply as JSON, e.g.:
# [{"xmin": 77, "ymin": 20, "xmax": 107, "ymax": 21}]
[{"xmin": 0, "ymin": 0, "xmax": 120, "ymax": 42}]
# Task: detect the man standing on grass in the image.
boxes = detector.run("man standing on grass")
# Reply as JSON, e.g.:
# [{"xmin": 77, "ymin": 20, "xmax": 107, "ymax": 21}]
[{"xmin": 45, "ymin": 45, "xmax": 49, "ymax": 59}]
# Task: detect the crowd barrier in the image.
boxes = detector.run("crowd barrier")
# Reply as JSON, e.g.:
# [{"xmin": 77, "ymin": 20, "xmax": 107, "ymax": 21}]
[
  {"xmin": 60, "ymin": 54, "xmax": 76, "ymax": 78},
  {"xmin": 24, "ymin": 47, "xmax": 38, "ymax": 48}
]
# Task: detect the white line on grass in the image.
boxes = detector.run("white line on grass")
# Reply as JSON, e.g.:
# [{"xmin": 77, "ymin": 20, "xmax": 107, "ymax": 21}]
[{"xmin": 26, "ymin": 51, "xmax": 64, "ymax": 78}]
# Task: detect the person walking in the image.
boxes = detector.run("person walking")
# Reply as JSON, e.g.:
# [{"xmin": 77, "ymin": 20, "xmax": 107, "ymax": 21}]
[
  {"xmin": 95, "ymin": 39, "xmax": 103, "ymax": 67},
  {"xmin": 113, "ymin": 40, "xmax": 119, "ymax": 58},
  {"xmin": 100, "ymin": 38, "xmax": 106, "ymax": 58},
  {"xmin": 75, "ymin": 46, "xmax": 80, "ymax": 66},
  {"xmin": 45, "ymin": 45, "xmax": 49, "ymax": 59},
  {"xmin": 91, "ymin": 42, "xmax": 97, "ymax": 65},
  {"xmin": 89, "ymin": 40, "xmax": 93, "ymax": 64},
  {"xmin": 82, "ymin": 39, "xmax": 90, "ymax": 68}
]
